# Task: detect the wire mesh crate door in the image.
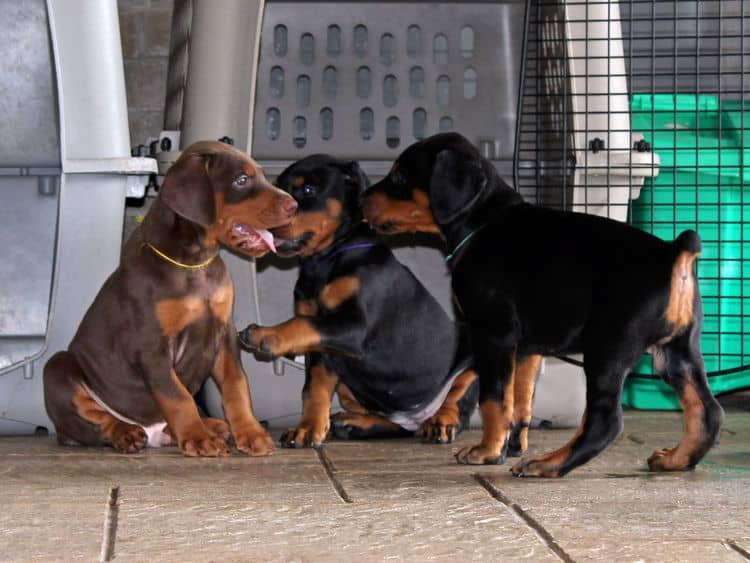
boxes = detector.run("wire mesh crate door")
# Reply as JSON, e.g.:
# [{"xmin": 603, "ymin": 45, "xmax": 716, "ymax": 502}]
[{"xmin": 625, "ymin": 1, "xmax": 750, "ymax": 406}]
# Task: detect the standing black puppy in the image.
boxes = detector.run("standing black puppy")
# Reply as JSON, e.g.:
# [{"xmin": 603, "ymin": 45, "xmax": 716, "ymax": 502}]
[
  {"xmin": 363, "ymin": 132, "xmax": 723, "ymax": 477},
  {"xmin": 239, "ymin": 154, "xmax": 478, "ymax": 447}
]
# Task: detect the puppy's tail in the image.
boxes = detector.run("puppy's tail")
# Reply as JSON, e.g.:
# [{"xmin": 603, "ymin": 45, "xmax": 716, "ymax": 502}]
[{"xmin": 672, "ymin": 229, "xmax": 702, "ymax": 256}]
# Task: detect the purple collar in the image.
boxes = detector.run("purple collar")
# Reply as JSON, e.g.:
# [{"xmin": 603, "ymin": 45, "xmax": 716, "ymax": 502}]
[
  {"xmin": 302, "ymin": 241, "xmax": 377, "ymax": 270},
  {"xmin": 325, "ymin": 242, "xmax": 377, "ymax": 260}
]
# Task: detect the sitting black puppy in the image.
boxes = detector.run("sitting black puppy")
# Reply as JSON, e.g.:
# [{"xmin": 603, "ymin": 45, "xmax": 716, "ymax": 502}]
[{"xmin": 239, "ymin": 154, "xmax": 478, "ymax": 447}]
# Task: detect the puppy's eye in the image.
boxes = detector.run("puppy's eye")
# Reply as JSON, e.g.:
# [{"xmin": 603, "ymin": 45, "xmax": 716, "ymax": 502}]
[
  {"xmin": 234, "ymin": 174, "xmax": 249, "ymax": 188},
  {"xmin": 301, "ymin": 184, "xmax": 316, "ymax": 197}
]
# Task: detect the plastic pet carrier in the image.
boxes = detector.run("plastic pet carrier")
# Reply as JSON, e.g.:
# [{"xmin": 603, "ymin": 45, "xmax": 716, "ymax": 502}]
[{"xmin": 0, "ymin": 0, "xmax": 155, "ymax": 435}]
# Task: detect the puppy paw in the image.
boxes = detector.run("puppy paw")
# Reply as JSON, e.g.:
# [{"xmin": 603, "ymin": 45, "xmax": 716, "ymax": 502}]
[
  {"xmin": 455, "ymin": 443, "xmax": 506, "ymax": 465},
  {"xmin": 330, "ymin": 412, "xmax": 409, "ymax": 440},
  {"xmin": 511, "ymin": 457, "xmax": 562, "ymax": 478},
  {"xmin": 647, "ymin": 447, "xmax": 693, "ymax": 472},
  {"xmin": 419, "ymin": 412, "xmax": 459, "ymax": 444},
  {"xmin": 110, "ymin": 423, "xmax": 148, "ymax": 454},
  {"xmin": 180, "ymin": 433, "xmax": 231, "ymax": 457},
  {"xmin": 280, "ymin": 422, "xmax": 328, "ymax": 449},
  {"xmin": 202, "ymin": 418, "xmax": 232, "ymax": 443},
  {"xmin": 238, "ymin": 324, "xmax": 277, "ymax": 361},
  {"xmin": 234, "ymin": 427, "xmax": 275, "ymax": 456}
]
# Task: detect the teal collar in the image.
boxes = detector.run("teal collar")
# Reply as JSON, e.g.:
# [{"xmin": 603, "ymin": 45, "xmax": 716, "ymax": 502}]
[{"xmin": 445, "ymin": 224, "xmax": 487, "ymax": 263}]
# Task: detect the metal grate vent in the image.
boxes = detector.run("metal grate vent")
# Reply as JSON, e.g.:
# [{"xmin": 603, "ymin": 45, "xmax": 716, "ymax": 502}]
[{"xmin": 252, "ymin": 1, "xmax": 525, "ymax": 175}]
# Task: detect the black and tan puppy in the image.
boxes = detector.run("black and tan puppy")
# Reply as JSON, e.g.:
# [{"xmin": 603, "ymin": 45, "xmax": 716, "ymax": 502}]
[
  {"xmin": 44, "ymin": 141, "xmax": 297, "ymax": 457},
  {"xmin": 239, "ymin": 154, "xmax": 478, "ymax": 447},
  {"xmin": 363, "ymin": 132, "xmax": 723, "ymax": 477}
]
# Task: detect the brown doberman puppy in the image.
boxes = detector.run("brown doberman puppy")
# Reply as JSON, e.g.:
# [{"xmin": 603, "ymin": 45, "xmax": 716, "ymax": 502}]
[{"xmin": 43, "ymin": 141, "xmax": 297, "ymax": 457}]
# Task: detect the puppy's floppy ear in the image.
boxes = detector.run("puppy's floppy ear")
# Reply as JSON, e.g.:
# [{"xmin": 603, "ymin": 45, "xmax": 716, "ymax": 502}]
[
  {"xmin": 429, "ymin": 149, "xmax": 488, "ymax": 225},
  {"xmin": 159, "ymin": 152, "xmax": 217, "ymax": 228},
  {"xmin": 338, "ymin": 160, "xmax": 370, "ymax": 192}
]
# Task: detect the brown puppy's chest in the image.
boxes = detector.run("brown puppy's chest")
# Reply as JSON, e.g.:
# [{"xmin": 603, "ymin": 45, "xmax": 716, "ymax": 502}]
[{"xmin": 155, "ymin": 273, "xmax": 234, "ymax": 374}]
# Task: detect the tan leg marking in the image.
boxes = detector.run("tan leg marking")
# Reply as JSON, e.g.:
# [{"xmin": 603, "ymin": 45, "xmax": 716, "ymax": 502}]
[
  {"xmin": 153, "ymin": 370, "xmax": 229, "ymax": 457},
  {"xmin": 295, "ymin": 299, "xmax": 318, "ymax": 317},
  {"xmin": 456, "ymin": 398, "xmax": 514, "ymax": 464},
  {"xmin": 512, "ymin": 410, "xmax": 588, "ymax": 477},
  {"xmin": 512, "ymin": 355, "xmax": 542, "ymax": 452},
  {"xmin": 212, "ymin": 344, "xmax": 274, "ymax": 456},
  {"xmin": 282, "ymin": 365, "xmax": 339, "ymax": 447},
  {"xmin": 320, "ymin": 276, "xmax": 359, "ymax": 310},
  {"xmin": 336, "ymin": 383, "xmax": 369, "ymax": 414},
  {"xmin": 420, "ymin": 369, "xmax": 477, "ymax": 444},
  {"xmin": 332, "ymin": 383, "xmax": 406, "ymax": 437},
  {"xmin": 250, "ymin": 318, "xmax": 322, "ymax": 356},
  {"xmin": 456, "ymin": 350, "xmax": 516, "ymax": 464},
  {"xmin": 332, "ymin": 412, "xmax": 403, "ymax": 433},
  {"xmin": 648, "ymin": 381, "xmax": 706, "ymax": 471}
]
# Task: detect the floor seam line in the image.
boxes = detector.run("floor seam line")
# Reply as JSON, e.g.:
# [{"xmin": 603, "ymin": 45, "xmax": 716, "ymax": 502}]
[
  {"xmin": 725, "ymin": 540, "xmax": 750, "ymax": 560},
  {"xmin": 474, "ymin": 474, "xmax": 575, "ymax": 563},
  {"xmin": 99, "ymin": 484, "xmax": 120, "ymax": 562},
  {"xmin": 315, "ymin": 446, "xmax": 354, "ymax": 504}
]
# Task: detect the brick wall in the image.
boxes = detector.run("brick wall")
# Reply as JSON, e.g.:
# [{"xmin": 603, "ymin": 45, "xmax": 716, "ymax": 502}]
[{"xmin": 118, "ymin": 0, "xmax": 174, "ymax": 148}]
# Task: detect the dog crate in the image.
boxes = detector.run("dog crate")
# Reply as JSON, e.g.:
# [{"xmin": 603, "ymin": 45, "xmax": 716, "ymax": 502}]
[
  {"xmin": 622, "ymin": 1, "xmax": 750, "ymax": 408},
  {"xmin": 518, "ymin": 0, "xmax": 750, "ymax": 409},
  {"xmin": 0, "ymin": 0, "xmax": 155, "ymax": 435}
]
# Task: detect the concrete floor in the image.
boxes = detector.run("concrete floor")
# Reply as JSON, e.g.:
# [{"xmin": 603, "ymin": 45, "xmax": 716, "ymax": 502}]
[{"xmin": 1, "ymin": 394, "xmax": 749, "ymax": 562}]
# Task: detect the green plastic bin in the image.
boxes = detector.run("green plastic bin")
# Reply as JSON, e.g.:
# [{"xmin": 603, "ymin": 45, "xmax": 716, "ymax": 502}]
[{"xmin": 624, "ymin": 93, "xmax": 750, "ymax": 409}]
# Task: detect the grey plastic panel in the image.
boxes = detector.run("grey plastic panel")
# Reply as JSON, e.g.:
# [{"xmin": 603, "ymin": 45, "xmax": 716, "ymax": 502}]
[
  {"xmin": 253, "ymin": 2, "xmax": 525, "ymax": 162},
  {"xmin": 0, "ymin": 0, "xmax": 151, "ymax": 435},
  {"xmin": 180, "ymin": 0, "xmax": 264, "ymax": 149},
  {"xmin": 0, "ymin": 0, "xmax": 60, "ymax": 167},
  {"xmin": 0, "ymin": 177, "xmax": 58, "ymax": 339}
]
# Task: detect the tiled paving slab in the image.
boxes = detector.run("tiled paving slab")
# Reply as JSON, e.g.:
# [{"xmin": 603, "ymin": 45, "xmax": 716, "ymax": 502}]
[{"xmin": 0, "ymin": 398, "xmax": 748, "ymax": 562}]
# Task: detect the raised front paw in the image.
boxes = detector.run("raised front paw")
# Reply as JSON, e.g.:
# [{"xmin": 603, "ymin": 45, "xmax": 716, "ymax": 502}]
[
  {"xmin": 455, "ymin": 443, "xmax": 506, "ymax": 465},
  {"xmin": 234, "ymin": 426, "xmax": 275, "ymax": 456},
  {"xmin": 420, "ymin": 409, "xmax": 460, "ymax": 444},
  {"xmin": 179, "ymin": 431, "xmax": 231, "ymax": 457},
  {"xmin": 238, "ymin": 324, "xmax": 278, "ymax": 361},
  {"xmin": 280, "ymin": 421, "xmax": 329, "ymax": 449},
  {"xmin": 110, "ymin": 422, "xmax": 148, "ymax": 454}
]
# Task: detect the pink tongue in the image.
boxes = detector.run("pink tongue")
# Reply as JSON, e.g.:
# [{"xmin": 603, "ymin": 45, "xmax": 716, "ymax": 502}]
[{"xmin": 256, "ymin": 228, "xmax": 276, "ymax": 253}]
